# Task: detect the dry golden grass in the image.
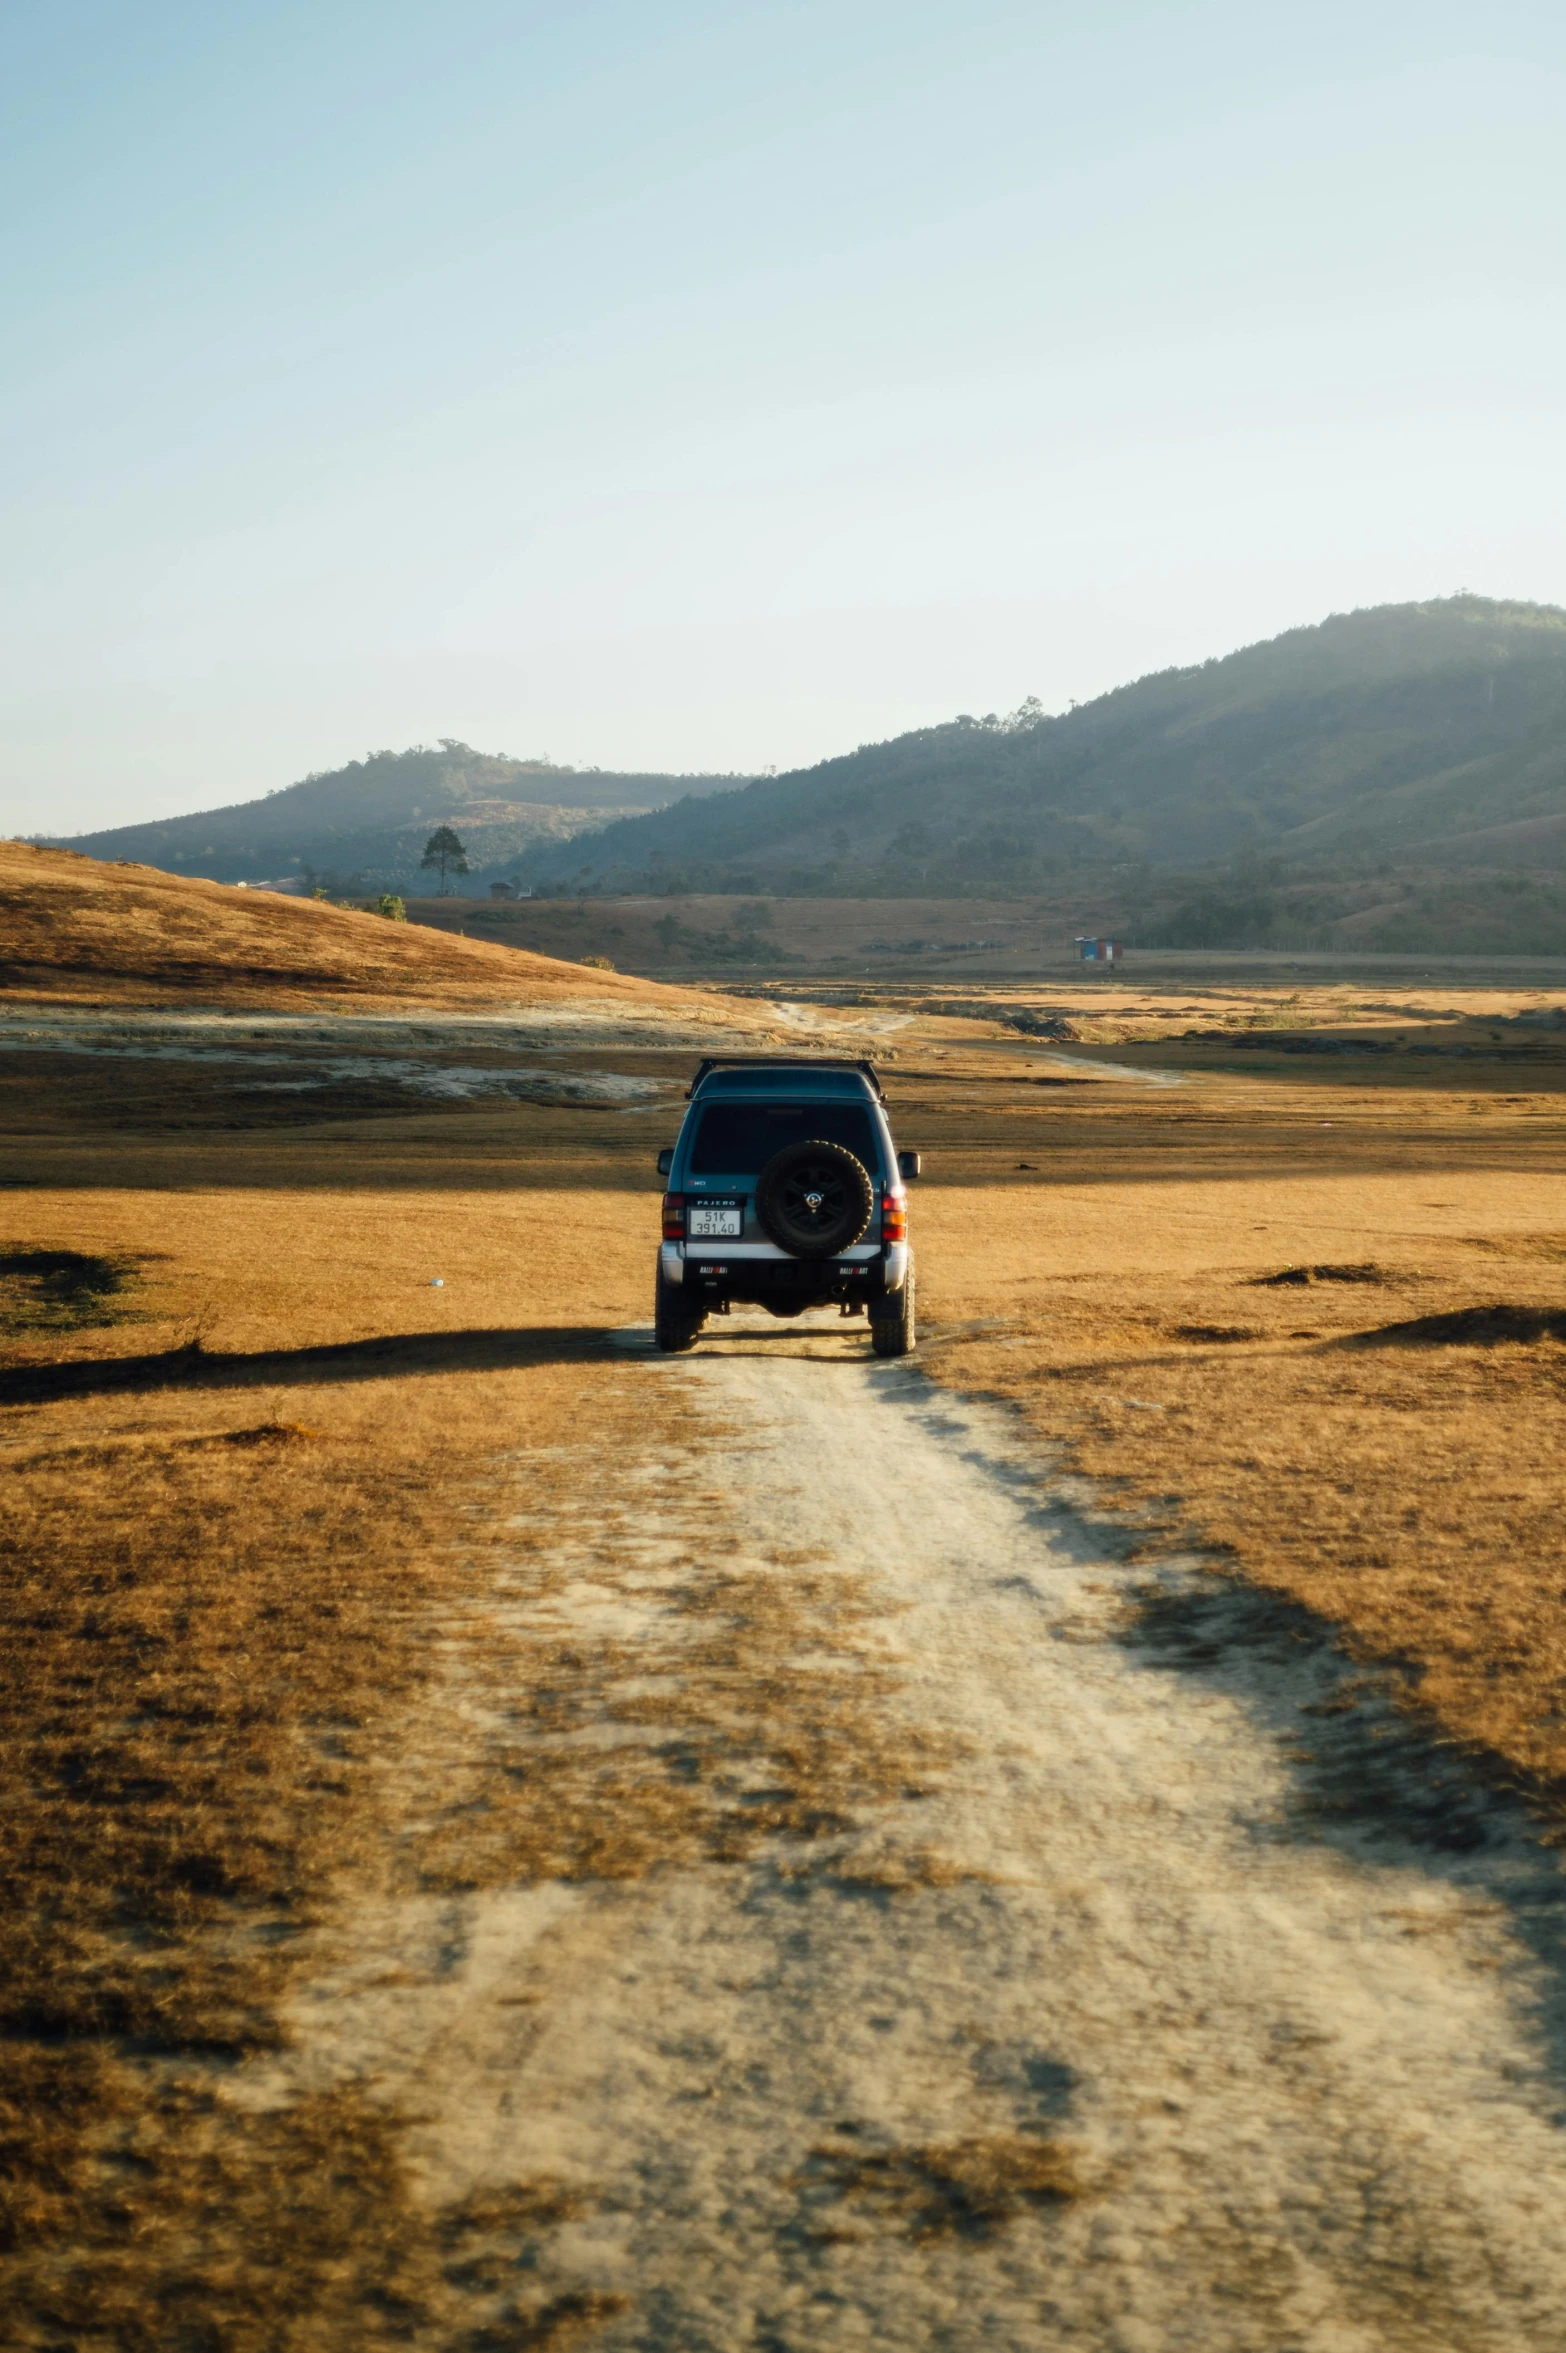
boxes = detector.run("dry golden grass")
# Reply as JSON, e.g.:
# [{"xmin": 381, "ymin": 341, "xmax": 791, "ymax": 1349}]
[
  {"xmin": 886, "ymin": 1023, "xmax": 1566, "ymax": 1806},
  {"xmin": 404, "ymin": 889, "xmax": 1065, "ymax": 978},
  {"xmin": 0, "ymin": 1110, "xmax": 689, "ymax": 2344},
  {"xmin": 0, "ymin": 839, "xmax": 738, "ymax": 1013},
  {"xmin": 406, "ymin": 886, "xmax": 1566, "ymax": 995},
  {"xmin": 4, "ymin": 964, "xmax": 1566, "ymax": 2342},
  {"xmin": 0, "ymin": 1055, "xmax": 964, "ymax": 2346},
  {"xmin": 3, "ymin": 2068, "xmax": 632, "ymax": 2353},
  {"xmin": 797, "ymin": 2133, "xmax": 1083, "ymax": 2242}
]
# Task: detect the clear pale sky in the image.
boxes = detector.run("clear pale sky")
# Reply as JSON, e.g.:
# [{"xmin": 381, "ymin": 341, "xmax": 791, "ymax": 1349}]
[{"xmin": 2, "ymin": 0, "xmax": 1563, "ymax": 833}]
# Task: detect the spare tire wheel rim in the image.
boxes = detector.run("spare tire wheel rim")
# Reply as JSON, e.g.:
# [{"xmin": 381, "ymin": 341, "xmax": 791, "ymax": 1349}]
[{"xmin": 755, "ymin": 1139, "xmax": 875, "ymax": 1258}]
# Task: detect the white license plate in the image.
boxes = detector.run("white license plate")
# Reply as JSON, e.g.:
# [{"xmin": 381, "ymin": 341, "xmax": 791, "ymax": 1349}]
[{"xmin": 688, "ymin": 1205, "xmax": 743, "ymax": 1239}]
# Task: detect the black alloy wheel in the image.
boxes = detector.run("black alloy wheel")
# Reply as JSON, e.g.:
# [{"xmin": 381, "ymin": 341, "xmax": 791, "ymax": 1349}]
[{"xmin": 754, "ymin": 1139, "xmax": 875, "ymax": 1259}]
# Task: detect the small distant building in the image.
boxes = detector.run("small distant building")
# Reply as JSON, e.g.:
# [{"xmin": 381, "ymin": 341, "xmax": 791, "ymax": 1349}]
[
  {"xmin": 1074, "ymin": 936, "xmax": 1123, "ymax": 964},
  {"xmin": 490, "ymin": 881, "xmax": 517, "ymax": 900}
]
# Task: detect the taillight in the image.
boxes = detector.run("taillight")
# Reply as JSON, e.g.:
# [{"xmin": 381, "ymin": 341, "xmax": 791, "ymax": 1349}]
[
  {"xmin": 662, "ymin": 1192, "xmax": 686, "ymax": 1240},
  {"xmin": 881, "ymin": 1189, "xmax": 907, "ymax": 1244}
]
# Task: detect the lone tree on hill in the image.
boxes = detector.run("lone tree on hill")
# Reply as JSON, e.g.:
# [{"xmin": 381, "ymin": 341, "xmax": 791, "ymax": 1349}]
[{"xmin": 420, "ymin": 825, "xmax": 469, "ymax": 895}]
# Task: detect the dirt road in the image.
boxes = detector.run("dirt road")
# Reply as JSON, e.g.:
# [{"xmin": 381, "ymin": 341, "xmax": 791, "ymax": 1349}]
[{"xmin": 264, "ymin": 1317, "xmax": 1566, "ymax": 2352}]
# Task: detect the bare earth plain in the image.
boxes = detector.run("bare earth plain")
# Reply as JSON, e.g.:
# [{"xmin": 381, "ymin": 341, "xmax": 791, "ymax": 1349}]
[{"xmin": 4, "ymin": 845, "xmax": 1566, "ymax": 2348}]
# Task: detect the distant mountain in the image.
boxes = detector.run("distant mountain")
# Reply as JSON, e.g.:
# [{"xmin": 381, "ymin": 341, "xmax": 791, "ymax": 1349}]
[
  {"xmin": 523, "ymin": 597, "xmax": 1566, "ymax": 893},
  {"xmin": 29, "ymin": 599, "xmax": 1566, "ymax": 919},
  {"xmin": 39, "ymin": 741, "xmax": 752, "ymax": 893}
]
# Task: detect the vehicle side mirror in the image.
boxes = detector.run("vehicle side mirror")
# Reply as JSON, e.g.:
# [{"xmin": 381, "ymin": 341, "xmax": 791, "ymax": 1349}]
[
  {"xmin": 657, "ymin": 1147, "xmax": 675, "ymax": 1177},
  {"xmin": 897, "ymin": 1150, "xmax": 922, "ymax": 1181}
]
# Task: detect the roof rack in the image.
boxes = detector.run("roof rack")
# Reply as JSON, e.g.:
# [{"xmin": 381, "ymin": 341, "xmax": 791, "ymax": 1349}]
[{"xmin": 685, "ymin": 1055, "xmax": 885, "ymax": 1101}]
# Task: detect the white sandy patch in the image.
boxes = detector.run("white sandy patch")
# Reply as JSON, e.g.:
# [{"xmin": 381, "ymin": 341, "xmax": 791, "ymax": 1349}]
[
  {"xmin": 242, "ymin": 1325, "xmax": 1566, "ymax": 2350},
  {"xmin": 0, "ymin": 1001, "xmax": 930, "ymax": 1108},
  {"xmin": 0, "ymin": 1031, "xmax": 666, "ymax": 1103},
  {"xmin": 0, "ymin": 1003, "xmax": 764, "ymax": 1054},
  {"xmin": 770, "ymin": 1001, "xmax": 914, "ymax": 1039},
  {"xmin": 0, "ymin": 1005, "xmax": 784, "ymax": 1102},
  {"xmin": 1027, "ymin": 1047, "xmax": 1190, "ymax": 1087}
]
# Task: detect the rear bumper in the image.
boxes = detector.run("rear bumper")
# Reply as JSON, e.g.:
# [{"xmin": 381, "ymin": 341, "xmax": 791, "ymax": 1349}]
[{"xmin": 661, "ymin": 1240, "xmax": 908, "ymax": 1298}]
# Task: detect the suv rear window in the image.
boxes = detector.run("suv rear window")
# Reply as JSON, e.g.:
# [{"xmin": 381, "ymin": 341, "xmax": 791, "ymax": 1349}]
[{"xmin": 689, "ymin": 1101, "xmax": 881, "ymax": 1176}]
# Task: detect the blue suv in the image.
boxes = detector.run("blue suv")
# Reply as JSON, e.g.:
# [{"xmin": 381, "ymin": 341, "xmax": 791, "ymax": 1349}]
[{"xmin": 654, "ymin": 1057, "xmax": 920, "ymax": 1356}]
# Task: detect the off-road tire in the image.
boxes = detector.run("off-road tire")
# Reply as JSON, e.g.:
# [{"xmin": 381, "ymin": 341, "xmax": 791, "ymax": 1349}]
[
  {"xmin": 870, "ymin": 1256, "xmax": 916, "ymax": 1358},
  {"xmin": 654, "ymin": 1263, "xmax": 704, "ymax": 1353},
  {"xmin": 754, "ymin": 1139, "xmax": 875, "ymax": 1259}
]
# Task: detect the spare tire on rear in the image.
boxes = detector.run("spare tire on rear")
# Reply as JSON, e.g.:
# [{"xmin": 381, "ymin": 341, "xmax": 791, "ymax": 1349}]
[{"xmin": 754, "ymin": 1139, "xmax": 874, "ymax": 1259}]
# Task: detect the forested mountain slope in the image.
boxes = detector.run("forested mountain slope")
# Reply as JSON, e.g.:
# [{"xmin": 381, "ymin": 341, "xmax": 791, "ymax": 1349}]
[
  {"xmin": 42, "ymin": 742, "xmax": 749, "ymax": 892},
  {"xmin": 526, "ymin": 598, "xmax": 1566, "ymax": 893}
]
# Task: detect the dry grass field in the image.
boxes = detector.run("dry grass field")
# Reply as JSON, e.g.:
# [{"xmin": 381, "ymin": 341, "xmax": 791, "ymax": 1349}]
[
  {"xmin": 3, "ymin": 849, "xmax": 1565, "ymax": 2341},
  {"xmin": 0, "ymin": 841, "xmax": 746, "ymax": 1015},
  {"xmin": 0, "ymin": 1101, "xmax": 695, "ymax": 2344},
  {"xmin": 404, "ymin": 887, "xmax": 1566, "ymax": 988},
  {"xmin": 0, "ymin": 1101, "xmax": 961, "ymax": 2345},
  {"xmin": 399, "ymin": 890, "xmax": 1059, "ymax": 981},
  {"xmin": 907, "ymin": 1044, "xmax": 1566, "ymax": 1790},
  {"xmin": 0, "ymin": 855, "xmax": 757, "ymax": 2342}
]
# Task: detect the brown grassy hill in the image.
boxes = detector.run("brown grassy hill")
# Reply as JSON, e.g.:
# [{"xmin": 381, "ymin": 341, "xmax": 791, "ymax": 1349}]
[{"xmin": 0, "ymin": 842, "xmax": 725, "ymax": 1013}]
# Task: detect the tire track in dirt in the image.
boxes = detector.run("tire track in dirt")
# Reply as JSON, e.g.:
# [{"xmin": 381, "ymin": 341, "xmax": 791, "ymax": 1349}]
[{"xmin": 263, "ymin": 1319, "xmax": 1566, "ymax": 2351}]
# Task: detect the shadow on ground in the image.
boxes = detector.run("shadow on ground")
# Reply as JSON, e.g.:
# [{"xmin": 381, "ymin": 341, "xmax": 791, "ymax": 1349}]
[
  {"xmin": 0, "ymin": 1325, "xmax": 616, "ymax": 1405},
  {"xmin": 867, "ymin": 1364, "xmax": 1566, "ymax": 2111},
  {"xmin": 1119, "ymin": 1546, "xmax": 1566, "ymax": 2107},
  {"xmin": 1334, "ymin": 1303, "xmax": 1566, "ymax": 1347}
]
